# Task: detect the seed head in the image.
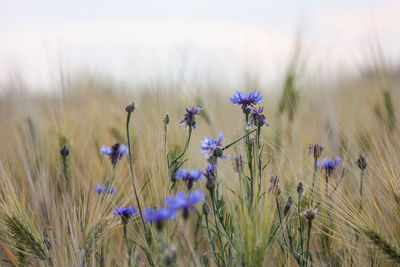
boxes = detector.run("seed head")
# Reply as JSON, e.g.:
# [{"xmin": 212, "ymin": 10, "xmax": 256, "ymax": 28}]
[
  {"xmin": 202, "ymin": 202, "xmax": 210, "ymax": 216},
  {"xmin": 125, "ymin": 101, "xmax": 135, "ymax": 113},
  {"xmin": 164, "ymin": 114, "xmax": 170, "ymax": 125},
  {"xmin": 356, "ymin": 153, "xmax": 368, "ymax": 171},
  {"xmin": 297, "ymin": 182, "xmax": 304, "ymax": 195},
  {"xmin": 283, "ymin": 196, "xmax": 293, "ymax": 216},
  {"xmin": 302, "ymin": 208, "xmax": 317, "ymax": 221},
  {"xmin": 60, "ymin": 145, "xmax": 70, "ymax": 157}
]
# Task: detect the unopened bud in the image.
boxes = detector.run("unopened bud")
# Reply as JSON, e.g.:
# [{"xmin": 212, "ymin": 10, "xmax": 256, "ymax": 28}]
[
  {"xmin": 283, "ymin": 196, "xmax": 293, "ymax": 216},
  {"xmin": 125, "ymin": 102, "xmax": 136, "ymax": 113},
  {"xmin": 164, "ymin": 114, "xmax": 170, "ymax": 125},
  {"xmin": 202, "ymin": 202, "xmax": 210, "ymax": 216},
  {"xmin": 213, "ymin": 146, "xmax": 224, "ymax": 158},
  {"xmin": 60, "ymin": 145, "xmax": 70, "ymax": 157},
  {"xmin": 356, "ymin": 154, "xmax": 368, "ymax": 171},
  {"xmin": 297, "ymin": 182, "xmax": 304, "ymax": 195},
  {"xmin": 302, "ymin": 209, "xmax": 317, "ymax": 221}
]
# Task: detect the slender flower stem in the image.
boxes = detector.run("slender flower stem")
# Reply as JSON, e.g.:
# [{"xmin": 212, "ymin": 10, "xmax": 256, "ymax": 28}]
[
  {"xmin": 169, "ymin": 126, "xmax": 192, "ymax": 180},
  {"xmin": 223, "ymin": 129, "xmax": 256, "ymax": 150},
  {"xmin": 123, "ymin": 225, "xmax": 132, "ymax": 266},
  {"xmin": 61, "ymin": 155, "xmax": 69, "ymax": 185},
  {"xmin": 305, "ymin": 220, "xmax": 312, "ymax": 267},
  {"xmin": 256, "ymin": 126, "xmax": 262, "ymax": 201},
  {"xmin": 205, "ymin": 213, "xmax": 221, "ymax": 267},
  {"xmin": 170, "ymin": 127, "xmax": 192, "ymax": 166},
  {"xmin": 359, "ymin": 169, "xmax": 364, "ymax": 212},
  {"xmin": 210, "ymin": 190, "xmax": 224, "ymax": 262},
  {"xmin": 310, "ymin": 158, "xmax": 318, "ymax": 206},
  {"xmin": 126, "ymin": 112, "xmax": 149, "ymax": 243},
  {"xmin": 164, "ymin": 118, "xmax": 169, "ymax": 172}
]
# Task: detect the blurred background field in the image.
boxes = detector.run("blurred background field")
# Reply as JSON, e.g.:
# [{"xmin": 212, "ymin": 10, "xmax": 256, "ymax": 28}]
[{"xmin": 1, "ymin": 1, "xmax": 400, "ymax": 266}]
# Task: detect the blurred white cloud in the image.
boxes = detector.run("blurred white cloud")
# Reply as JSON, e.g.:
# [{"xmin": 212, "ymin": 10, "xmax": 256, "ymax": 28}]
[{"xmin": 0, "ymin": 0, "xmax": 399, "ymax": 90}]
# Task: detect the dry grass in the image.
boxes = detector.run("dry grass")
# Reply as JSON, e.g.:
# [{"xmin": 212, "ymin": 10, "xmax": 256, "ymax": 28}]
[{"xmin": 0, "ymin": 67, "xmax": 399, "ymax": 266}]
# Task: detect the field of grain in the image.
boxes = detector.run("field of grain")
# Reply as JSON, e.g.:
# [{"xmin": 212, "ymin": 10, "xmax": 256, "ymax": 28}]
[{"xmin": 0, "ymin": 57, "xmax": 399, "ymax": 267}]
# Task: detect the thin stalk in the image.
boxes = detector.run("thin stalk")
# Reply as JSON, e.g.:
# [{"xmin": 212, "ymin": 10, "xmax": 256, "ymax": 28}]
[
  {"xmin": 126, "ymin": 112, "xmax": 149, "ymax": 244},
  {"xmin": 305, "ymin": 220, "xmax": 312, "ymax": 267},
  {"xmin": 256, "ymin": 126, "xmax": 262, "ymax": 201},
  {"xmin": 61, "ymin": 156, "xmax": 69, "ymax": 185},
  {"xmin": 169, "ymin": 126, "xmax": 192, "ymax": 168},
  {"xmin": 123, "ymin": 225, "xmax": 132, "ymax": 266},
  {"xmin": 210, "ymin": 190, "xmax": 224, "ymax": 261},
  {"xmin": 359, "ymin": 169, "xmax": 364, "ymax": 212},
  {"xmin": 164, "ymin": 118, "xmax": 169, "ymax": 172},
  {"xmin": 310, "ymin": 158, "xmax": 317, "ymax": 206},
  {"xmin": 205, "ymin": 214, "xmax": 221, "ymax": 267},
  {"xmin": 222, "ymin": 129, "xmax": 256, "ymax": 150}
]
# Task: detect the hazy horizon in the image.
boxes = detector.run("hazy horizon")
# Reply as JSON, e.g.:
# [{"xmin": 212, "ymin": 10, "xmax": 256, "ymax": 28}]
[{"xmin": 1, "ymin": 0, "xmax": 399, "ymax": 91}]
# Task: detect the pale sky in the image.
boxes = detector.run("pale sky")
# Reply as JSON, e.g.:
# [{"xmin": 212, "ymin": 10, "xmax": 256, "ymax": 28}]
[{"xmin": 0, "ymin": 0, "xmax": 399, "ymax": 91}]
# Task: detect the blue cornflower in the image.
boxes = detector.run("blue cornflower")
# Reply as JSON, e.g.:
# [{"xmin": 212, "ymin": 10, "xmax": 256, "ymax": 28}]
[
  {"xmin": 200, "ymin": 133, "xmax": 226, "ymax": 163},
  {"xmin": 230, "ymin": 90, "xmax": 263, "ymax": 112},
  {"xmin": 165, "ymin": 190, "xmax": 205, "ymax": 219},
  {"xmin": 114, "ymin": 205, "xmax": 138, "ymax": 225},
  {"xmin": 143, "ymin": 207, "xmax": 176, "ymax": 230},
  {"xmin": 100, "ymin": 143, "xmax": 129, "ymax": 165},
  {"xmin": 247, "ymin": 106, "xmax": 269, "ymax": 128},
  {"xmin": 175, "ymin": 168, "xmax": 203, "ymax": 190},
  {"xmin": 318, "ymin": 157, "xmax": 342, "ymax": 177},
  {"xmin": 178, "ymin": 105, "xmax": 204, "ymax": 129},
  {"xmin": 94, "ymin": 184, "xmax": 116, "ymax": 195}
]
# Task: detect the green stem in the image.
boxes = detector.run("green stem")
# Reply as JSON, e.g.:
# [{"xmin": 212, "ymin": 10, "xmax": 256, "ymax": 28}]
[
  {"xmin": 359, "ymin": 170, "xmax": 364, "ymax": 212},
  {"xmin": 205, "ymin": 214, "xmax": 221, "ymax": 267},
  {"xmin": 223, "ymin": 129, "xmax": 256, "ymax": 151},
  {"xmin": 305, "ymin": 220, "xmax": 312, "ymax": 267},
  {"xmin": 123, "ymin": 225, "xmax": 132, "ymax": 266},
  {"xmin": 256, "ymin": 126, "xmax": 262, "ymax": 201},
  {"xmin": 126, "ymin": 112, "xmax": 149, "ymax": 244},
  {"xmin": 210, "ymin": 190, "xmax": 224, "ymax": 262},
  {"xmin": 310, "ymin": 158, "xmax": 317, "ymax": 206}
]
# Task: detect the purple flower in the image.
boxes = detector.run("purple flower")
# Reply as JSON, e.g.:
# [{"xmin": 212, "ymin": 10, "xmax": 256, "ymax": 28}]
[
  {"xmin": 100, "ymin": 143, "xmax": 129, "ymax": 165},
  {"xmin": 178, "ymin": 105, "xmax": 204, "ymax": 129},
  {"xmin": 175, "ymin": 168, "xmax": 203, "ymax": 190},
  {"xmin": 165, "ymin": 190, "xmax": 205, "ymax": 219},
  {"xmin": 114, "ymin": 205, "xmax": 138, "ymax": 225},
  {"xmin": 200, "ymin": 133, "xmax": 226, "ymax": 163},
  {"xmin": 318, "ymin": 157, "xmax": 342, "ymax": 176},
  {"xmin": 247, "ymin": 106, "xmax": 269, "ymax": 128},
  {"xmin": 230, "ymin": 90, "xmax": 263, "ymax": 112},
  {"xmin": 95, "ymin": 184, "xmax": 116, "ymax": 195},
  {"xmin": 144, "ymin": 207, "xmax": 176, "ymax": 230}
]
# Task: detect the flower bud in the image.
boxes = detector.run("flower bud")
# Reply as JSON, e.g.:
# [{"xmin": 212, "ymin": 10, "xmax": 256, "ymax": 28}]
[
  {"xmin": 125, "ymin": 101, "xmax": 135, "ymax": 113},
  {"xmin": 164, "ymin": 114, "xmax": 170, "ymax": 125},
  {"xmin": 243, "ymin": 106, "xmax": 252, "ymax": 115},
  {"xmin": 283, "ymin": 196, "xmax": 293, "ymax": 216},
  {"xmin": 356, "ymin": 154, "xmax": 367, "ymax": 171},
  {"xmin": 202, "ymin": 202, "xmax": 210, "ymax": 216},
  {"xmin": 60, "ymin": 145, "xmax": 70, "ymax": 157},
  {"xmin": 302, "ymin": 209, "xmax": 317, "ymax": 221},
  {"xmin": 297, "ymin": 182, "xmax": 304, "ymax": 195},
  {"xmin": 212, "ymin": 146, "xmax": 224, "ymax": 158}
]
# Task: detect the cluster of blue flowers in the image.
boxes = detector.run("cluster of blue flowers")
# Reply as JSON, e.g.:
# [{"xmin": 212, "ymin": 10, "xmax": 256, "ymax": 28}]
[
  {"xmin": 94, "ymin": 184, "xmax": 116, "ymax": 195},
  {"xmin": 144, "ymin": 190, "xmax": 205, "ymax": 230},
  {"xmin": 100, "ymin": 90, "xmax": 271, "ymax": 232}
]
